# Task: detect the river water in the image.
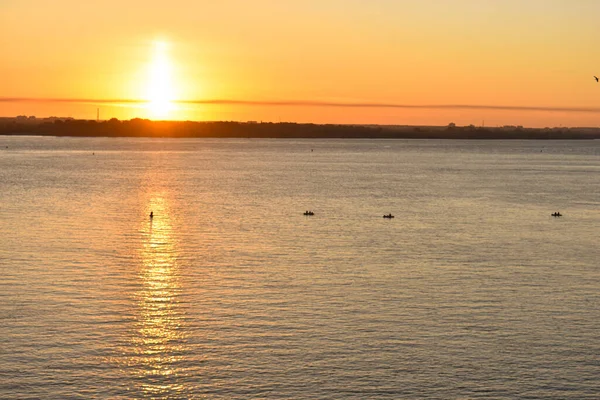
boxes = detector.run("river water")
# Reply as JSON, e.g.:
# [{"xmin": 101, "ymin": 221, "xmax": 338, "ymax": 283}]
[{"xmin": 1, "ymin": 137, "xmax": 599, "ymax": 399}]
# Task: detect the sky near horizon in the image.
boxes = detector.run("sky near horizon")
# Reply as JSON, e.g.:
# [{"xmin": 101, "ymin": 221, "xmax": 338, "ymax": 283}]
[{"xmin": 2, "ymin": 0, "xmax": 600, "ymax": 127}]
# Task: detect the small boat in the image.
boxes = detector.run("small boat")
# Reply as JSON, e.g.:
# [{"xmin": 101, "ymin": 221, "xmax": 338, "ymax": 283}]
[
  {"xmin": 551, "ymin": 212, "xmax": 562, "ymax": 217},
  {"xmin": 303, "ymin": 211, "xmax": 315, "ymax": 216},
  {"xmin": 383, "ymin": 213, "xmax": 394, "ymax": 219}
]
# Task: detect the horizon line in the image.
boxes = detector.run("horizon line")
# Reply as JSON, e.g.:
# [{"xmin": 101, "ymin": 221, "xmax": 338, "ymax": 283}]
[{"xmin": 2, "ymin": 97, "xmax": 600, "ymax": 114}]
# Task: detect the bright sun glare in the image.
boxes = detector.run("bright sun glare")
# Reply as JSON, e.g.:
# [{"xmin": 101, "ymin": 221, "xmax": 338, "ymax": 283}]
[{"xmin": 146, "ymin": 40, "xmax": 176, "ymax": 119}]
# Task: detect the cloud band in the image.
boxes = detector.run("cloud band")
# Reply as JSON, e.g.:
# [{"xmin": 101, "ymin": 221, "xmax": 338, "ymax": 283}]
[{"xmin": 1, "ymin": 97, "xmax": 600, "ymax": 113}]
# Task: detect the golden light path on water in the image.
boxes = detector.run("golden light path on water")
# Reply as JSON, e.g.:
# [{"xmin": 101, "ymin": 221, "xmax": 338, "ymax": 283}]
[{"xmin": 129, "ymin": 193, "xmax": 189, "ymax": 397}]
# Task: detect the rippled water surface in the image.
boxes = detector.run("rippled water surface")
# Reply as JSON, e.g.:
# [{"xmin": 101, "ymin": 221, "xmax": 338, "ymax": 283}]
[{"xmin": 1, "ymin": 137, "xmax": 599, "ymax": 399}]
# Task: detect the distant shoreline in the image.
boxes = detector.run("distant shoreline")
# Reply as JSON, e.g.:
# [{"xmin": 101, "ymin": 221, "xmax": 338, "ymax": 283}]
[{"xmin": 1, "ymin": 117, "xmax": 599, "ymax": 140}]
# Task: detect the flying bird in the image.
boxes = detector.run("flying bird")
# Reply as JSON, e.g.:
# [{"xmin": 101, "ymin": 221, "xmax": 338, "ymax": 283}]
[{"xmin": 595, "ymin": 76, "xmax": 599, "ymax": 82}]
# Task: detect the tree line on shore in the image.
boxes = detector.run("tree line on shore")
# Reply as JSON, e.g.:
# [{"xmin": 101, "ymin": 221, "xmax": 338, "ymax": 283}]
[{"xmin": 1, "ymin": 118, "xmax": 599, "ymax": 139}]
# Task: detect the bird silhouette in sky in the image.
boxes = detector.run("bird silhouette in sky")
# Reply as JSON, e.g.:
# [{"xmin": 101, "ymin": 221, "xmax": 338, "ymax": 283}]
[{"xmin": 595, "ymin": 76, "xmax": 599, "ymax": 82}]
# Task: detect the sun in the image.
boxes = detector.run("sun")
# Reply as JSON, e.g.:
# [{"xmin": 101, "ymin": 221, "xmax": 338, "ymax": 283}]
[{"xmin": 145, "ymin": 40, "xmax": 177, "ymax": 119}]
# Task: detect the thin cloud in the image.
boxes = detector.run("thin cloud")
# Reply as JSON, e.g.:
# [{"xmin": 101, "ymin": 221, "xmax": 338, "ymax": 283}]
[
  {"xmin": 0, "ymin": 97, "xmax": 142, "ymax": 104},
  {"xmin": 2, "ymin": 97, "xmax": 600, "ymax": 113}
]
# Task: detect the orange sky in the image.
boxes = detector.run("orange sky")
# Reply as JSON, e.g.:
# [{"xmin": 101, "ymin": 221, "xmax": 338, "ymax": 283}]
[{"xmin": 2, "ymin": 0, "xmax": 600, "ymax": 127}]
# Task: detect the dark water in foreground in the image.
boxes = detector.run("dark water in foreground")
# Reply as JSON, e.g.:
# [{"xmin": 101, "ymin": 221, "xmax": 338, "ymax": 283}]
[{"xmin": 1, "ymin": 137, "xmax": 599, "ymax": 399}]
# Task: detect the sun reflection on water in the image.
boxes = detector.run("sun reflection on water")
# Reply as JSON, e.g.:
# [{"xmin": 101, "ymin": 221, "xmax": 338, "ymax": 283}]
[{"xmin": 129, "ymin": 195, "xmax": 189, "ymax": 398}]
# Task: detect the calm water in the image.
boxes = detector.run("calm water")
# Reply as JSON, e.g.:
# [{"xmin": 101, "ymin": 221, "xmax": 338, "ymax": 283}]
[{"xmin": 1, "ymin": 137, "xmax": 599, "ymax": 399}]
